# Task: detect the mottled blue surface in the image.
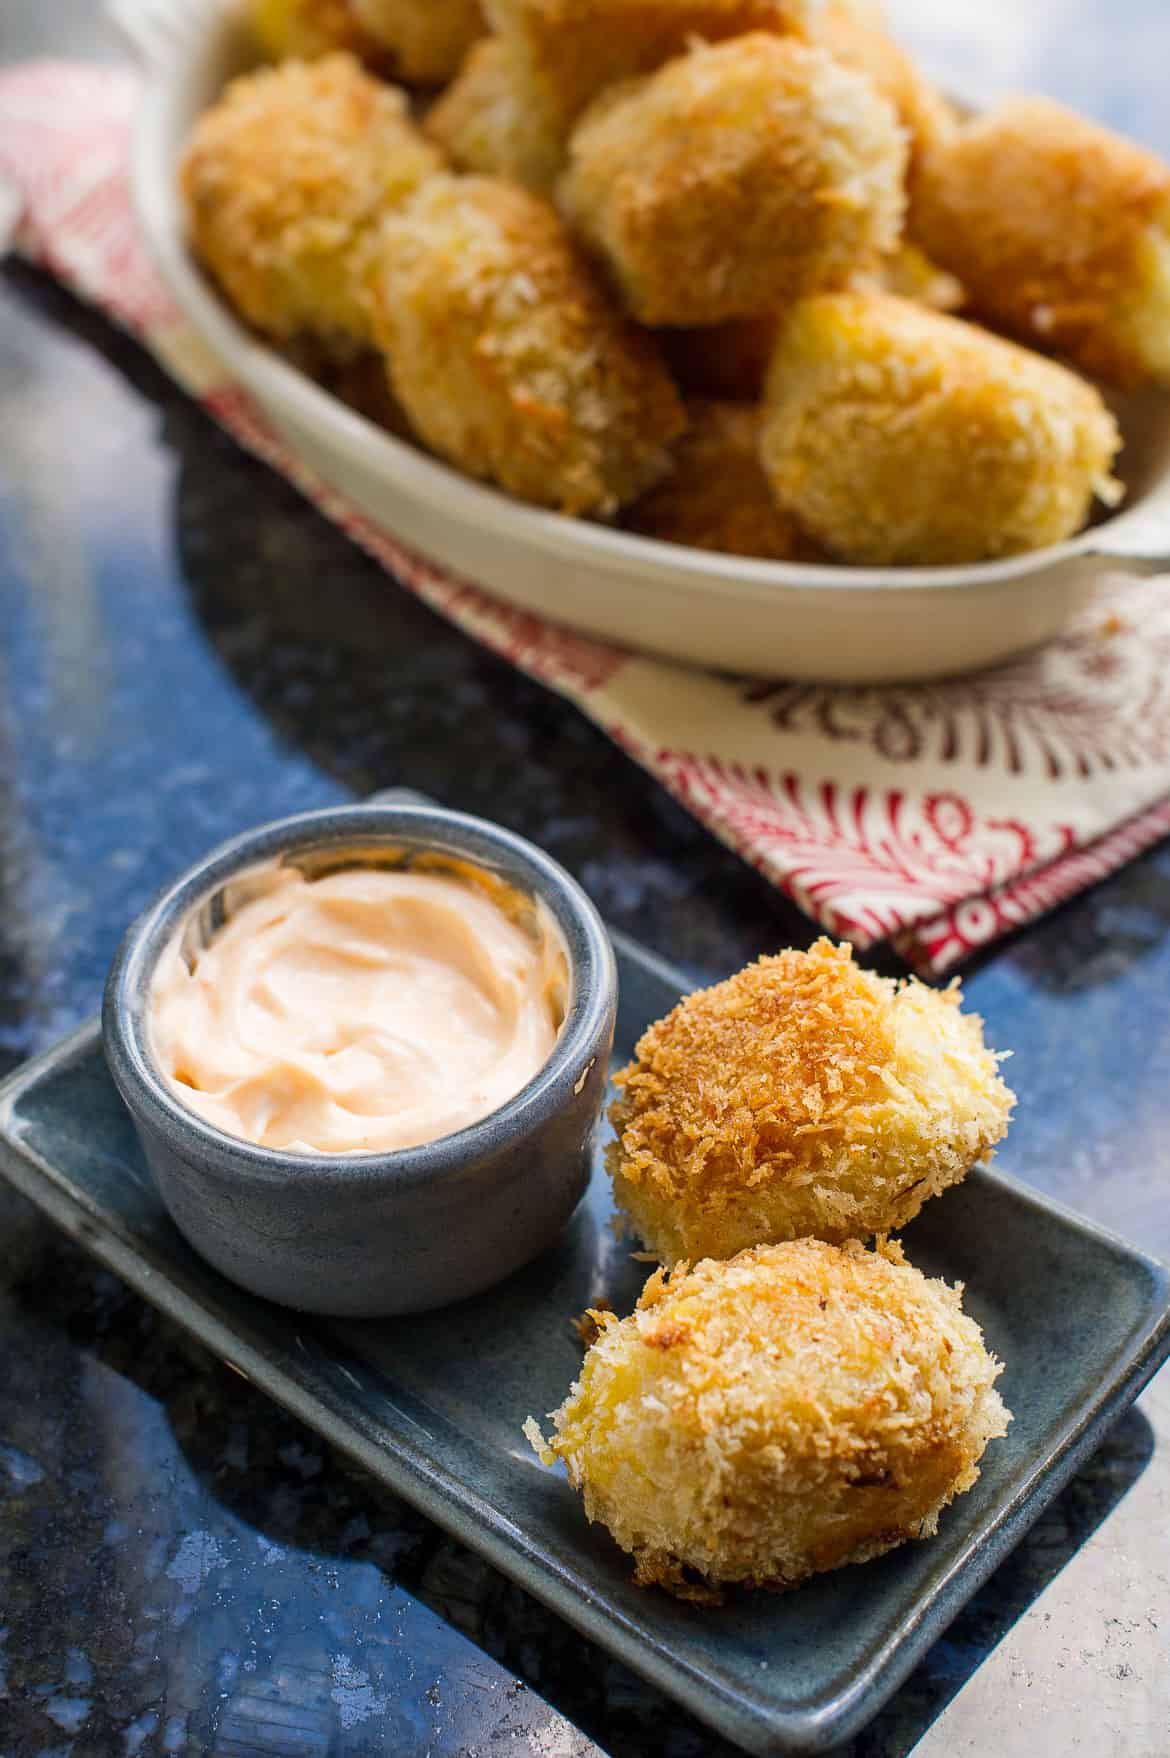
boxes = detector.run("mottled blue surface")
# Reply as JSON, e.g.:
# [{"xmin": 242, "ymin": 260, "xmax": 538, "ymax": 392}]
[{"xmin": 2, "ymin": 3, "xmax": 1170, "ymax": 1755}]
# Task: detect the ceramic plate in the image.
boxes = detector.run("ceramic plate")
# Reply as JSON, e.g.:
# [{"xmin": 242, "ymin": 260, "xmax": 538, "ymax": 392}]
[
  {"xmin": 1, "ymin": 932, "xmax": 1168, "ymax": 1755},
  {"xmin": 110, "ymin": 0, "xmax": 1170, "ymax": 681}
]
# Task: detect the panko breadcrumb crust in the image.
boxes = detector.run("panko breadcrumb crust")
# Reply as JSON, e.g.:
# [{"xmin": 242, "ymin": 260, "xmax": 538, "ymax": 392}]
[
  {"xmin": 607, "ymin": 938, "xmax": 1016, "ymax": 1265},
  {"xmin": 624, "ymin": 399, "xmax": 822, "ymax": 559},
  {"xmin": 370, "ymin": 175, "xmax": 686, "ymax": 514},
  {"xmin": 559, "ymin": 35, "xmax": 907, "ymax": 327},
  {"xmin": 527, "ymin": 1239, "xmax": 1010, "ymax": 1598},
  {"xmin": 485, "ymin": 0, "xmax": 815, "ymax": 138},
  {"xmin": 912, "ymin": 96, "xmax": 1170, "ymax": 386},
  {"xmin": 817, "ymin": 0, "xmax": 957, "ymax": 169},
  {"xmin": 760, "ymin": 291, "xmax": 1122, "ymax": 565},
  {"xmin": 180, "ymin": 54, "xmax": 441, "ymax": 354},
  {"xmin": 425, "ymin": 38, "xmax": 563, "ymax": 191}
]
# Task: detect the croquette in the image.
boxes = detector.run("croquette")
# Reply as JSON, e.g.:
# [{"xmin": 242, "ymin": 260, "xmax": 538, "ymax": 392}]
[
  {"xmin": 527, "ymin": 1239, "xmax": 1010, "ymax": 1597},
  {"xmin": 624, "ymin": 400, "xmax": 821, "ymax": 559},
  {"xmin": 911, "ymin": 97, "xmax": 1170, "ymax": 386},
  {"xmin": 662, "ymin": 241, "xmax": 960, "ymax": 400},
  {"xmin": 349, "ymin": 0, "xmax": 485, "ymax": 85},
  {"xmin": 181, "ymin": 54, "xmax": 441, "ymax": 355},
  {"xmin": 425, "ymin": 38, "xmax": 563, "ymax": 191},
  {"xmin": 370, "ymin": 175, "xmax": 686, "ymax": 514},
  {"xmin": 760, "ymin": 292, "xmax": 1122, "ymax": 566},
  {"xmin": 607, "ymin": 938, "xmax": 1015, "ymax": 1266},
  {"xmin": 249, "ymin": 0, "xmax": 380, "ymax": 64},
  {"xmin": 559, "ymin": 35, "xmax": 907, "ymax": 327},
  {"xmin": 485, "ymin": 0, "xmax": 815, "ymax": 139}
]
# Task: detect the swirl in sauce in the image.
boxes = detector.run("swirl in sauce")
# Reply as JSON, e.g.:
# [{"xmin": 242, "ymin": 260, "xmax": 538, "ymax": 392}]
[{"xmin": 150, "ymin": 862, "xmax": 568, "ymax": 1153}]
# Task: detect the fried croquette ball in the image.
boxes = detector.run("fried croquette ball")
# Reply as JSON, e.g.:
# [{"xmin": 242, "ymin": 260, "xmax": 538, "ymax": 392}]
[
  {"xmin": 526, "ymin": 1239, "xmax": 1010, "ymax": 1597},
  {"xmin": 425, "ymin": 39, "xmax": 562, "ymax": 191},
  {"xmin": 370, "ymin": 175, "xmax": 686, "ymax": 514},
  {"xmin": 181, "ymin": 55, "xmax": 441, "ymax": 355},
  {"xmin": 485, "ymin": 0, "xmax": 814, "ymax": 140},
  {"xmin": 607, "ymin": 938, "xmax": 1015, "ymax": 1266},
  {"xmin": 760, "ymin": 293, "xmax": 1122, "ymax": 566},
  {"xmin": 911, "ymin": 97, "xmax": 1170, "ymax": 387},
  {"xmin": 349, "ymin": 0, "xmax": 485, "ymax": 84},
  {"xmin": 249, "ymin": 0, "xmax": 379, "ymax": 63},
  {"xmin": 559, "ymin": 36, "xmax": 907, "ymax": 327},
  {"xmin": 662, "ymin": 241, "xmax": 960, "ymax": 400},
  {"xmin": 624, "ymin": 400, "xmax": 821, "ymax": 559}
]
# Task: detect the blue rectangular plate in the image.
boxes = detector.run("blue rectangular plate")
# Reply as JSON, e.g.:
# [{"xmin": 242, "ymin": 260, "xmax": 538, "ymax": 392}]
[{"xmin": 0, "ymin": 929, "xmax": 1168, "ymax": 1755}]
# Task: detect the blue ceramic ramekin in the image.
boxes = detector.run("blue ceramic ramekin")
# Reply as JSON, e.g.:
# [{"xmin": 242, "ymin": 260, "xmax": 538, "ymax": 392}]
[{"xmin": 103, "ymin": 803, "xmax": 616, "ymax": 1317}]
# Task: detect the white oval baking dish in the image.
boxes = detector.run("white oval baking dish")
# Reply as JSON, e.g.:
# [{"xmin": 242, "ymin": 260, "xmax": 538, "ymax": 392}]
[{"xmin": 112, "ymin": 0, "xmax": 1170, "ymax": 682}]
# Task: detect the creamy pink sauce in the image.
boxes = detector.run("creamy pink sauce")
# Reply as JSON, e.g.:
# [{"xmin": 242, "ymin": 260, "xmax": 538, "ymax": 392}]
[{"xmin": 150, "ymin": 863, "xmax": 568, "ymax": 1153}]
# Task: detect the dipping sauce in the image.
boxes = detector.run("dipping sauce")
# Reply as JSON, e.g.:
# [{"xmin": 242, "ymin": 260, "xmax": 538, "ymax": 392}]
[{"xmin": 150, "ymin": 862, "xmax": 568, "ymax": 1153}]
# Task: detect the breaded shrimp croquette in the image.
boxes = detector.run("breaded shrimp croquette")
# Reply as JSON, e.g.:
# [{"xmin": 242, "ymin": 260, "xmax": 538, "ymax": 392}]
[
  {"xmin": 371, "ymin": 176, "xmax": 686, "ymax": 514},
  {"xmin": 485, "ymin": 0, "xmax": 814, "ymax": 138},
  {"xmin": 559, "ymin": 36, "xmax": 907, "ymax": 327},
  {"xmin": 349, "ymin": 0, "xmax": 485, "ymax": 85},
  {"xmin": 181, "ymin": 55, "xmax": 441, "ymax": 354},
  {"xmin": 760, "ymin": 293, "xmax": 1122, "ymax": 566},
  {"xmin": 526, "ymin": 1240, "xmax": 1010, "ymax": 1597},
  {"xmin": 607, "ymin": 939, "xmax": 1014, "ymax": 1266},
  {"xmin": 912, "ymin": 97, "xmax": 1170, "ymax": 386},
  {"xmin": 425, "ymin": 39, "xmax": 562, "ymax": 191},
  {"xmin": 663, "ymin": 241, "xmax": 960, "ymax": 401},
  {"xmin": 625, "ymin": 401, "xmax": 820, "ymax": 559}
]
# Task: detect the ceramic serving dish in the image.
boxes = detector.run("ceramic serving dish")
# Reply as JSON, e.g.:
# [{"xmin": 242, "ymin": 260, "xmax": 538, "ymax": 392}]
[
  {"xmin": 110, "ymin": 0, "xmax": 1170, "ymax": 683},
  {"xmin": 2, "ymin": 929, "xmax": 1169, "ymax": 1754},
  {"xmin": 102, "ymin": 801, "xmax": 617, "ymax": 1317}
]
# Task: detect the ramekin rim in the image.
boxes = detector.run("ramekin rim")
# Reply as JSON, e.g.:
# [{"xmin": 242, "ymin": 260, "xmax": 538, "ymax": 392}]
[{"xmin": 103, "ymin": 803, "xmax": 616, "ymax": 1187}]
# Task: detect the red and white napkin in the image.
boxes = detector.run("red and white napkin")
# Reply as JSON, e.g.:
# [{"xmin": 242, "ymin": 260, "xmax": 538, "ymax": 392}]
[{"xmin": 5, "ymin": 59, "xmax": 1170, "ymax": 974}]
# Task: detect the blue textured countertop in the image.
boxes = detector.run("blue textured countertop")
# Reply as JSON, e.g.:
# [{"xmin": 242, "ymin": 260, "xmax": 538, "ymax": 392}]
[{"xmin": 2, "ymin": 4, "xmax": 1169, "ymax": 1754}]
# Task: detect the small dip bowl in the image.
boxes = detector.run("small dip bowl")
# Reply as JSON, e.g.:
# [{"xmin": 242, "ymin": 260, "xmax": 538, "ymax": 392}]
[{"xmin": 103, "ymin": 802, "xmax": 617, "ymax": 1317}]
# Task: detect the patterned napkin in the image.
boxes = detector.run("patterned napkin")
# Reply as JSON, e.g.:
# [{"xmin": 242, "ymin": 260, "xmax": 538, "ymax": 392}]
[{"xmin": 4, "ymin": 59, "xmax": 1170, "ymax": 975}]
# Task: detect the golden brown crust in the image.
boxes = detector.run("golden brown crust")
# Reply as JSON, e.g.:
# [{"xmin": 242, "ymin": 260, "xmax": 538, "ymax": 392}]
[
  {"xmin": 559, "ymin": 34, "xmax": 907, "ymax": 327},
  {"xmin": 180, "ymin": 54, "xmax": 441, "ymax": 354},
  {"xmin": 485, "ymin": 0, "xmax": 815, "ymax": 138},
  {"xmin": 424, "ymin": 38, "xmax": 563, "ymax": 190},
  {"xmin": 624, "ymin": 399, "xmax": 822, "ymax": 559},
  {"xmin": 607, "ymin": 937, "xmax": 1015, "ymax": 1263},
  {"xmin": 912, "ymin": 96, "xmax": 1170, "ymax": 385},
  {"xmin": 529, "ymin": 1239, "xmax": 1011, "ymax": 1596},
  {"xmin": 349, "ymin": 0, "xmax": 485, "ymax": 85},
  {"xmin": 661, "ymin": 239, "xmax": 962, "ymax": 401},
  {"xmin": 759, "ymin": 291, "xmax": 1122, "ymax": 565},
  {"xmin": 816, "ymin": 0, "xmax": 957, "ymax": 165},
  {"xmin": 370, "ymin": 175, "xmax": 686, "ymax": 514}
]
